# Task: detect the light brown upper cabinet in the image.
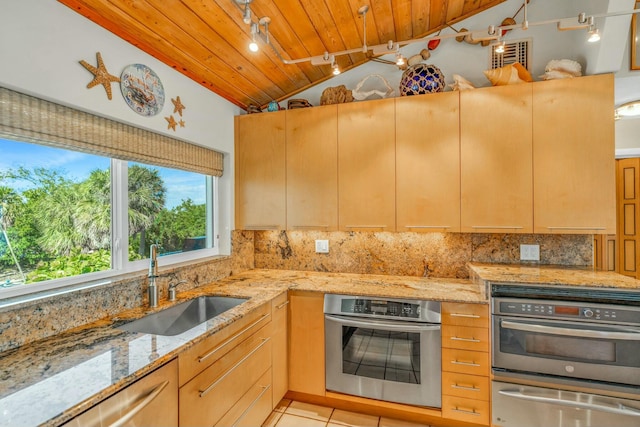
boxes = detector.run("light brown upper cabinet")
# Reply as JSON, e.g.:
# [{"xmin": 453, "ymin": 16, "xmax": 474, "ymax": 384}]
[
  {"xmin": 396, "ymin": 92, "xmax": 461, "ymax": 232},
  {"xmin": 532, "ymin": 74, "xmax": 615, "ymax": 234},
  {"xmin": 460, "ymin": 83, "xmax": 533, "ymax": 233},
  {"xmin": 338, "ymin": 98, "xmax": 396, "ymax": 232},
  {"xmin": 286, "ymin": 105, "xmax": 338, "ymax": 231},
  {"xmin": 235, "ymin": 111, "xmax": 286, "ymax": 230}
]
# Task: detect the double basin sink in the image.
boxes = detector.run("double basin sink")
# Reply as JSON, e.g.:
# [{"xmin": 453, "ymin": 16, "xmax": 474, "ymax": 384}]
[{"xmin": 119, "ymin": 295, "xmax": 248, "ymax": 336}]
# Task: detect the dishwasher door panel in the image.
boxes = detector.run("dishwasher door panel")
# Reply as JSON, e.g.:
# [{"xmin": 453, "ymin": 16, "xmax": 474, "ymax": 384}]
[{"xmin": 492, "ymin": 381, "xmax": 640, "ymax": 427}]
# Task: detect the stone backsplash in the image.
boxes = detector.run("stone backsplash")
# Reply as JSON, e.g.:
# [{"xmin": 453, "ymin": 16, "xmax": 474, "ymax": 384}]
[
  {"xmin": 253, "ymin": 231, "xmax": 594, "ymax": 278},
  {"xmin": 0, "ymin": 230, "xmax": 255, "ymax": 353}
]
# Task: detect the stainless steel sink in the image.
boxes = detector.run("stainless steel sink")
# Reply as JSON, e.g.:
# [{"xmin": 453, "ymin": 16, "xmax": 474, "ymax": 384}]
[{"xmin": 119, "ymin": 296, "xmax": 248, "ymax": 336}]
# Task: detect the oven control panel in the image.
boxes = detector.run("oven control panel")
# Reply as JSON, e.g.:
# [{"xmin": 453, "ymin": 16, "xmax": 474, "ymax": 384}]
[
  {"xmin": 342, "ymin": 298, "xmax": 421, "ymax": 318},
  {"xmin": 495, "ymin": 299, "xmax": 640, "ymax": 324}
]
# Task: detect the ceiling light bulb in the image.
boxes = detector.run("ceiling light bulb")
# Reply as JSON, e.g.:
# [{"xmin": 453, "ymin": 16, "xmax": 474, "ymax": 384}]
[
  {"xmin": 242, "ymin": 4, "xmax": 252, "ymax": 24},
  {"xmin": 249, "ymin": 41, "xmax": 259, "ymax": 52},
  {"xmin": 495, "ymin": 41, "xmax": 506, "ymax": 54},
  {"xmin": 588, "ymin": 28, "xmax": 600, "ymax": 43},
  {"xmin": 395, "ymin": 53, "xmax": 405, "ymax": 66},
  {"xmin": 332, "ymin": 63, "xmax": 341, "ymax": 75}
]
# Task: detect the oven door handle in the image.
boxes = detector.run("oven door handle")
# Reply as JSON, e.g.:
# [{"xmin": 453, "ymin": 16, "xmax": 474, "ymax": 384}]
[
  {"xmin": 500, "ymin": 320, "xmax": 640, "ymax": 341},
  {"xmin": 498, "ymin": 389, "xmax": 640, "ymax": 417},
  {"xmin": 324, "ymin": 314, "xmax": 440, "ymax": 332}
]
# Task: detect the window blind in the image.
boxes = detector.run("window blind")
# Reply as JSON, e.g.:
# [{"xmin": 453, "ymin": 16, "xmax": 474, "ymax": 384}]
[{"xmin": 0, "ymin": 87, "xmax": 223, "ymax": 177}]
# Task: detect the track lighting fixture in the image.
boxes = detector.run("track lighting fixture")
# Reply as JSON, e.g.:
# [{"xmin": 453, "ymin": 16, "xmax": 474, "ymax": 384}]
[
  {"xmin": 230, "ymin": 0, "xmax": 639, "ymax": 74},
  {"xmin": 239, "ymin": 0, "xmax": 253, "ymax": 25},
  {"xmin": 249, "ymin": 23, "xmax": 259, "ymax": 52},
  {"xmin": 587, "ymin": 16, "xmax": 600, "ymax": 43},
  {"xmin": 395, "ymin": 53, "xmax": 405, "ymax": 66}
]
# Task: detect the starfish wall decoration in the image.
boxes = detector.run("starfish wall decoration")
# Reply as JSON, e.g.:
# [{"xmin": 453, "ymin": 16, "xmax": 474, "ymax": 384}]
[
  {"xmin": 165, "ymin": 115, "xmax": 177, "ymax": 131},
  {"xmin": 172, "ymin": 96, "xmax": 186, "ymax": 116},
  {"xmin": 79, "ymin": 52, "xmax": 121, "ymax": 100}
]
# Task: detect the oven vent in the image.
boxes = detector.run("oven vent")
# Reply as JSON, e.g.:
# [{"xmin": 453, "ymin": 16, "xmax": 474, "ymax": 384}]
[
  {"xmin": 491, "ymin": 38, "xmax": 531, "ymax": 70},
  {"xmin": 491, "ymin": 284, "xmax": 640, "ymax": 306}
]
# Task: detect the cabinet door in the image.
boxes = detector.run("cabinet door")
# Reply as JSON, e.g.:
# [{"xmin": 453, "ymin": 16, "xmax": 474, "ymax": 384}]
[
  {"xmin": 460, "ymin": 84, "xmax": 533, "ymax": 233},
  {"xmin": 286, "ymin": 105, "xmax": 338, "ymax": 230},
  {"xmin": 338, "ymin": 99, "xmax": 396, "ymax": 231},
  {"xmin": 63, "ymin": 359, "xmax": 178, "ymax": 427},
  {"xmin": 533, "ymin": 74, "xmax": 616, "ymax": 234},
  {"xmin": 396, "ymin": 92, "xmax": 460, "ymax": 232},
  {"xmin": 271, "ymin": 293, "xmax": 289, "ymax": 406},
  {"xmin": 288, "ymin": 291, "xmax": 325, "ymax": 396},
  {"xmin": 235, "ymin": 111, "xmax": 286, "ymax": 230}
]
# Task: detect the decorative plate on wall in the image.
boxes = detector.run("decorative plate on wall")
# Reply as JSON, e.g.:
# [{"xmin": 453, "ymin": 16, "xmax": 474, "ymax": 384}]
[{"xmin": 120, "ymin": 64, "xmax": 165, "ymax": 116}]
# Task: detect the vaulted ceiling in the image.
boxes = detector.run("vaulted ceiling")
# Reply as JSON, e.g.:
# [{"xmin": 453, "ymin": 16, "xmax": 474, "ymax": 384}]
[{"xmin": 59, "ymin": 0, "xmax": 507, "ymax": 110}]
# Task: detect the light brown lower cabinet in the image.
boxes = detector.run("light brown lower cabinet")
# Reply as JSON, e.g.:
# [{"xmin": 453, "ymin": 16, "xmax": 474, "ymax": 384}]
[
  {"xmin": 441, "ymin": 302, "xmax": 490, "ymax": 426},
  {"xmin": 271, "ymin": 292, "xmax": 289, "ymax": 406},
  {"xmin": 62, "ymin": 359, "xmax": 178, "ymax": 427},
  {"xmin": 179, "ymin": 304, "xmax": 274, "ymax": 427}
]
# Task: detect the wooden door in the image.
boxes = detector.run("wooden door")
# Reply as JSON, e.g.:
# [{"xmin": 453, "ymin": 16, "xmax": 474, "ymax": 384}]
[
  {"xmin": 286, "ymin": 105, "xmax": 338, "ymax": 230},
  {"xmin": 235, "ymin": 111, "xmax": 286, "ymax": 230},
  {"xmin": 460, "ymin": 84, "xmax": 533, "ymax": 233},
  {"xmin": 532, "ymin": 74, "xmax": 616, "ymax": 234},
  {"xmin": 396, "ymin": 92, "xmax": 461, "ymax": 232},
  {"xmin": 338, "ymin": 98, "xmax": 396, "ymax": 231},
  {"xmin": 617, "ymin": 158, "xmax": 640, "ymax": 277}
]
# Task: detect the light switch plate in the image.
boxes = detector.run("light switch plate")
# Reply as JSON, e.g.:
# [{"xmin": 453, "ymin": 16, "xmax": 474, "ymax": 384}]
[
  {"xmin": 315, "ymin": 239, "xmax": 329, "ymax": 253},
  {"xmin": 520, "ymin": 244, "xmax": 540, "ymax": 261}
]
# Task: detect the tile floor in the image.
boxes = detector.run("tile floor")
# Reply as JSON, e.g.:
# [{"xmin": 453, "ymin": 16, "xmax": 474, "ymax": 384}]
[{"xmin": 262, "ymin": 400, "xmax": 432, "ymax": 427}]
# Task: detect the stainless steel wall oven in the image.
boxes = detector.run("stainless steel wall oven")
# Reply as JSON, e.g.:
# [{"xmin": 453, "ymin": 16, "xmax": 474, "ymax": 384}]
[
  {"xmin": 491, "ymin": 283, "xmax": 640, "ymax": 427},
  {"xmin": 324, "ymin": 294, "xmax": 441, "ymax": 408}
]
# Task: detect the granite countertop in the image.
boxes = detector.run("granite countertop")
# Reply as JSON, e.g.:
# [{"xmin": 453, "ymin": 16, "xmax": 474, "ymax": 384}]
[
  {"xmin": 0, "ymin": 265, "xmax": 638, "ymax": 427},
  {"xmin": 0, "ymin": 269, "xmax": 483, "ymax": 427},
  {"xmin": 468, "ymin": 262, "xmax": 640, "ymax": 290}
]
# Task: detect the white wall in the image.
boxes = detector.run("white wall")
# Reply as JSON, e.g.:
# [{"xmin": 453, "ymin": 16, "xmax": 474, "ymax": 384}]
[{"xmin": 0, "ymin": 0, "xmax": 242, "ymax": 253}]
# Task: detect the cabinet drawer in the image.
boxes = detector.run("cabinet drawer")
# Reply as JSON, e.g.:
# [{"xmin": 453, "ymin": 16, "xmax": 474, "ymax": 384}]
[
  {"xmin": 442, "ymin": 303, "xmax": 489, "ymax": 327},
  {"xmin": 442, "ymin": 395, "xmax": 490, "ymax": 426},
  {"xmin": 442, "ymin": 371, "xmax": 489, "ymax": 401},
  {"xmin": 179, "ymin": 302, "xmax": 271, "ymax": 386},
  {"xmin": 63, "ymin": 359, "xmax": 178, "ymax": 427},
  {"xmin": 215, "ymin": 368, "xmax": 273, "ymax": 427},
  {"xmin": 442, "ymin": 324, "xmax": 489, "ymax": 351},
  {"xmin": 179, "ymin": 327, "xmax": 272, "ymax": 427},
  {"xmin": 442, "ymin": 347, "xmax": 489, "ymax": 376}
]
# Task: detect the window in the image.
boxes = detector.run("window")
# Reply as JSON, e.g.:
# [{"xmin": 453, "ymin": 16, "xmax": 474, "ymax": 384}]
[
  {"xmin": 0, "ymin": 87, "xmax": 225, "ymax": 300},
  {"xmin": 0, "ymin": 138, "xmax": 218, "ymax": 298}
]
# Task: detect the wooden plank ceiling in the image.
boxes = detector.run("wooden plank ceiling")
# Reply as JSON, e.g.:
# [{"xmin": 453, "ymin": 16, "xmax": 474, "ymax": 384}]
[{"xmin": 59, "ymin": 0, "xmax": 507, "ymax": 110}]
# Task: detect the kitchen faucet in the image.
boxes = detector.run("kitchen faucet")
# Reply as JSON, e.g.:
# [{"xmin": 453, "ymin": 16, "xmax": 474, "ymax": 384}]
[{"xmin": 148, "ymin": 244, "xmax": 159, "ymax": 308}]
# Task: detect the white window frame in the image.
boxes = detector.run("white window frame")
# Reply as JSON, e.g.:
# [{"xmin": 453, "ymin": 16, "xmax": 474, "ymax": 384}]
[{"xmin": 0, "ymin": 158, "xmax": 220, "ymax": 302}]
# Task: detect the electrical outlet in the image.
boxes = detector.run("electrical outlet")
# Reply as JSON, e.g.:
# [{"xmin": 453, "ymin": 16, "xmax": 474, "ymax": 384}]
[
  {"xmin": 315, "ymin": 239, "xmax": 329, "ymax": 254},
  {"xmin": 520, "ymin": 244, "xmax": 540, "ymax": 261}
]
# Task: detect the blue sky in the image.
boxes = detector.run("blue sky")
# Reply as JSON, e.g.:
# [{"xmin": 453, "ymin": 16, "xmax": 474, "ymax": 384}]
[{"xmin": 0, "ymin": 139, "xmax": 205, "ymax": 209}]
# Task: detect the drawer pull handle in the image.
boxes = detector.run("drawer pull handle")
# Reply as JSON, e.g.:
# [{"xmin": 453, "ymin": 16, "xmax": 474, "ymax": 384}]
[
  {"xmin": 471, "ymin": 225, "xmax": 523, "ymax": 229},
  {"xmin": 452, "ymin": 407, "xmax": 481, "ymax": 416},
  {"xmin": 345, "ymin": 225, "xmax": 387, "ymax": 229},
  {"xmin": 199, "ymin": 337, "xmax": 270, "ymax": 397},
  {"xmin": 108, "ymin": 380, "xmax": 169, "ymax": 427},
  {"xmin": 451, "ymin": 336, "xmax": 480, "ymax": 343},
  {"xmin": 450, "ymin": 313, "xmax": 480, "ymax": 319},
  {"xmin": 198, "ymin": 313, "xmax": 269, "ymax": 363},
  {"xmin": 547, "ymin": 226, "xmax": 606, "ymax": 230},
  {"xmin": 276, "ymin": 300, "xmax": 289, "ymax": 310},
  {"xmin": 452, "ymin": 384, "xmax": 480, "ymax": 392},
  {"xmin": 404, "ymin": 225, "xmax": 451, "ymax": 229},
  {"xmin": 451, "ymin": 360, "xmax": 480, "ymax": 367},
  {"xmin": 244, "ymin": 225, "xmax": 279, "ymax": 230},
  {"xmin": 232, "ymin": 384, "xmax": 272, "ymax": 427}
]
